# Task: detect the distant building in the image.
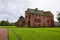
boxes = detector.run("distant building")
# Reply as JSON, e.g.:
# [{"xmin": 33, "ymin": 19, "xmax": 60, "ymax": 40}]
[
  {"xmin": 17, "ymin": 8, "xmax": 54, "ymax": 27},
  {"xmin": 25, "ymin": 8, "xmax": 54, "ymax": 27},
  {"xmin": 16, "ymin": 16, "xmax": 25, "ymax": 27},
  {"xmin": 54, "ymin": 22, "xmax": 60, "ymax": 26}
]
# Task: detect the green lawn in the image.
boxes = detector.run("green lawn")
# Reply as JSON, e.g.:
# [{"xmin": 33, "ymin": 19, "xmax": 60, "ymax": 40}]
[
  {"xmin": 0, "ymin": 26, "xmax": 16, "ymax": 28},
  {"xmin": 8, "ymin": 29, "xmax": 18, "ymax": 40},
  {"xmin": 0, "ymin": 26, "xmax": 60, "ymax": 40},
  {"xmin": 8, "ymin": 28, "xmax": 60, "ymax": 40}
]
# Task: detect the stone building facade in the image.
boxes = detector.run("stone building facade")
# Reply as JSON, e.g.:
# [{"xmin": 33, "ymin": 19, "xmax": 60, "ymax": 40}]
[{"xmin": 25, "ymin": 8, "xmax": 54, "ymax": 27}]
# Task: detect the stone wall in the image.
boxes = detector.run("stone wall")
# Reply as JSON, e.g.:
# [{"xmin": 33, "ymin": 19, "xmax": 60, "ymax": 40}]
[{"xmin": 25, "ymin": 10, "xmax": 54, "ymax": 27}]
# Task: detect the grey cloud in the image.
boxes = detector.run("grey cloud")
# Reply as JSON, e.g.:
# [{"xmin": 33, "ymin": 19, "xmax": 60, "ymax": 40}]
[
  {"xmin": 0, "ymin": 0, "xmax": 29, "ymax": 23},
  {"xmin": 0, "ymin": 0, "xmax": 59, "ymax": 22}
]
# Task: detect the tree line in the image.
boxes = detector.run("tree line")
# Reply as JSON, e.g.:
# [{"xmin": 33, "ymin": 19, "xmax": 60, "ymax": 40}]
[
  {"xmin": 57, "ymin": 12, "xmax": 60, "ymax": 23},
  {"xmin": 0, "ymin": 20, "xmax": 16, "ymax": 26}
]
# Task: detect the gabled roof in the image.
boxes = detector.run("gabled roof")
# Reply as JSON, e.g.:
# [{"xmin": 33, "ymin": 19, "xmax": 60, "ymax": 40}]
[{"xmin": 18, "ymin": 16, "xmax": 25, "ymax": 22}]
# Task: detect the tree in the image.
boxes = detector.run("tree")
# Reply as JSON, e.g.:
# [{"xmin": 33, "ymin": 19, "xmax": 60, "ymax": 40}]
[
  {"xmin": 0, "ymin": 20, "xmax": 9, "ymax": 26},
  {"xmin": 57, "ymin": 12, "xmax": 60, "ymax": 23}
]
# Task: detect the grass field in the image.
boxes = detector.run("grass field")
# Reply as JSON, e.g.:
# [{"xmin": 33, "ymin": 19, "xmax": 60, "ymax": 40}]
[
  {"xmin": 8, "ymin": 27, "xmax": 60, "ymax": 40},
  {"xmin": 0, "ymin": 26, "xmax": 16, "ymax": 28},
  {"xmin": 0, "ymin": 26, "xmax": 60, "ymax": 40}
]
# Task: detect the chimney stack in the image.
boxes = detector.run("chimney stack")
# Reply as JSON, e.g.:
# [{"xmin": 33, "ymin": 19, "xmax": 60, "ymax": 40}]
[{"xmin": 35, "ymin": 8, "xmax": 38, "ymax": 11}]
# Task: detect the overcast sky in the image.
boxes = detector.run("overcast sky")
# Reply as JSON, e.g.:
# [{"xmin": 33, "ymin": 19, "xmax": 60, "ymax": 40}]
[{"xmin": 0, "ymin": 0, "xmax": 60, "ymax": 23}]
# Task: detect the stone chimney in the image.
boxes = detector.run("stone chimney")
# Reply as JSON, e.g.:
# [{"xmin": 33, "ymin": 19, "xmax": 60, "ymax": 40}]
[{"xmin": 35, "ymin": 8, "xmax": 38, "ymax": 11}]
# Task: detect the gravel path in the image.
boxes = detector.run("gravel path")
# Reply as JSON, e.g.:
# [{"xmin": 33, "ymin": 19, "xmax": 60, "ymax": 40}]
[{"xmin": 0, "ymin": 28, "xmax": 8, "ymax": 40}]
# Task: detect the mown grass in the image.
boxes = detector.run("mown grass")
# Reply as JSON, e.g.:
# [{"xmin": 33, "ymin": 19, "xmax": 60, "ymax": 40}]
[
  {"xmin": 0, "ymin": 26, "xmax": 60, "ymax": 40},
  {"xmin": 0, "ymin": 26, "xmax": 16, "ymax": 28},
  {"xmin": 9, "ymin": 28, "xmax": 60, "ymax": 40},
  {"xmin": 8, "ymin": 29, "xmax": 18, "ymax": 40}
]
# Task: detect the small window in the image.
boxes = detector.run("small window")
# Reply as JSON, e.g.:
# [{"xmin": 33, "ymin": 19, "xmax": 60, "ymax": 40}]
[
  {"xmin": 29, "ymin": 15, "xmax": 31, "ymax": 19},
  {"xmin": 39, "ymin": 15, "xmax": 41, "ymax": 17},
  {"xmin": 35, "ymin": 19, "xmax": 36, "ymax": 22},
  {"xmin": 47, "ymin": 20, "xmax": 49, "ymax": 23},
  {"xmin": 44, "ymin": 23, "xmax": 45, "ymax": 26},
  {"xmin": 51, "ymin": 20, "xmax": 52, "ymax": 23},
  {"xmin": 34, "ymin": 24, "xmax": 35, "ymax": 26},
  {"xmin": 26, "ymin": 16, "xmax": 27, "ymax": 18},
  {"xmin": 38, "ymin": 24, "xmax": 40, "ymax": 26},
  {"xmin": 38, "ymin": 19, "xmax": 41, "ymax": 22},
  {"xmin": 43, "ymin": 17, "xmax": 45, "ymax": 19},
  {"xmin": 34, "ymin": 18, "xmax": 41, "ymax": 22}
]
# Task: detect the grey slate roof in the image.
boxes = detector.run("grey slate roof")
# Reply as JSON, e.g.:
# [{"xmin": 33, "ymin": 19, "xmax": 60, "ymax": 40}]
[{"xmin": 27, "ymin": 8, "xmax": 52, "ymax": 16}]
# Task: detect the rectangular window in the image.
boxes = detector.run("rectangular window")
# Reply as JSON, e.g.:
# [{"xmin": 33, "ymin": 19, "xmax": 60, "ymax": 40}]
[
  {"xmin": 34, "ymin": 18, "xmax": 41, "ymax": 22},
  {"xmin": 38, "ymin": 19, "xmax": 41, "ymax": 22},
  {"xmin": 26, "ymin": 16, "xmax": 27, "ymax": 18},
  {"xmin": 35, "ymin": 18, "xmax": 36, "ymax": 22},
  {"xmin": 47, "ymin": 20, "xmax": 49, "ymax": 23},
  {"xmin": 44, "ymin": 23, "xmax": 45, "ymax": 26},
  {"xmin": 29, "ymin": 15, "xmax": 31, "ymax": 19},
  {"xmin": 38, "ymin": 24, "xmax": 40, "ymax": 26}
]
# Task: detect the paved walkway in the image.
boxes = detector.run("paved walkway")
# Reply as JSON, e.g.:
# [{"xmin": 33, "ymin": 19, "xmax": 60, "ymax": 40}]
[{"xmin": 0, "ymin": 28, "xmax": 8, "ymax": 40}]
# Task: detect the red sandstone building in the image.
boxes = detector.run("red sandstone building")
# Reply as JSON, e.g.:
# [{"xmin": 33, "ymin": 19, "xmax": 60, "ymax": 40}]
[
  {"xmin": 25, "ymin": 8, "xmax": 54, "ymax": 27},
  {"xmin": 17, "ymin": 8, "xmax": 54, "ymax": 27}
]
